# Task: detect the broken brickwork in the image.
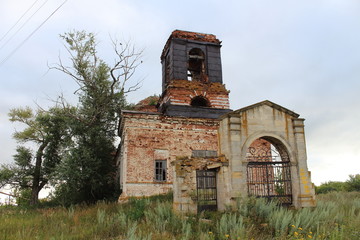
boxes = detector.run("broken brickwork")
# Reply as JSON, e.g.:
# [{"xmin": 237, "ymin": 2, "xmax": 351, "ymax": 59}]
[{"xmin": 158, "ymin": 79, "xmax": 229, "ymax": 109}]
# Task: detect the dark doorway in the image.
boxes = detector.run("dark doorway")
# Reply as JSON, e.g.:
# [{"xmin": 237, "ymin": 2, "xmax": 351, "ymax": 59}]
[
  {"xmin": 196, "ymin": 170, "xmax": 217, "ymax": 212},
  {"xmin": 191, "ymin": 96, "xmax": 210, "ymax": 107}
]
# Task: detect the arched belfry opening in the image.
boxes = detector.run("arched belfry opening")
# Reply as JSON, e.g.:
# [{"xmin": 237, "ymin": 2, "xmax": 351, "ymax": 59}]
[
  {"xmin": 187, "ymin": 48, "xmax": 206, "ymax": 82},
  {"xmin": 246, "ymin": 137, "xmax": 293, "ymax": 205},
  {"xmin": 190, "ymin": 96, "xmax": 210, "ymax": 107}
]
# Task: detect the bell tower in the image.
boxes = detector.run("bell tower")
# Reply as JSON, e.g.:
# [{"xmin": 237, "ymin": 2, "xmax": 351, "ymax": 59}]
[{"xmin": 158, "ymin": 30, "xmax": 231, "ymax": 118}]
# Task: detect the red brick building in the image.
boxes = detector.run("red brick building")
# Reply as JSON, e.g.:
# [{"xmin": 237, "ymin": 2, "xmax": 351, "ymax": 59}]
[
  {"xmin": 116, "ymin": 30, "xmax": 316, "ymax": 212},
  {"xmin": 117, "ymin": 30, "xmax": 230, "ymax": 199}
]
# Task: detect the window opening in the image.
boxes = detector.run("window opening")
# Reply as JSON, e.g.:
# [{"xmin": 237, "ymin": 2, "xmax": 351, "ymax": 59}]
[
  {"xmin": 188, "ymin": 48, "xmax": 206, "ymax": 82},
  {"xmin": 187, "ymin": 70, "xmax": 192, "ymax": 81},
  {"xmin": 190, "ymin": 96, "xmax": 210, "ymax": 107},
  {"xmin": 155, "ymin": 160, "xmax": 167, "ymax": 182}
]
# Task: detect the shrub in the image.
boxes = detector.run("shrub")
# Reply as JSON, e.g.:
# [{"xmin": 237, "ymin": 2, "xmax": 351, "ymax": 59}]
[
  {"xmin": 345, "ymin": 174, "xmax": 360, "ymax": 192},
  {"xmin": 316, "ymin": 181, "xmax": 346, "ymax": 194}
]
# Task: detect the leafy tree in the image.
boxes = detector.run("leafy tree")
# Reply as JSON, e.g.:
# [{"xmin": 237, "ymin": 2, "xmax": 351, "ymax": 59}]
[
  {"xmin": 0, "ymin": 166, "xmax": 15, "ymax": 189},
  {"xmin": 0, "ymin": 107, "xmax": 70, "ymax": 205},
  {"xmin": 345, "ymin": 174, "xmax": 360, "ymax": 192},
  {"xmin": 51, "ymin": 31, "xmax": 142, "ymax": 205}
]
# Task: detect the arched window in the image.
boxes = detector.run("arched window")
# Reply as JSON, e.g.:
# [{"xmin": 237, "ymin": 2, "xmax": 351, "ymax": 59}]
[
  {"xmin": 188, "ymin": 48, "xmax": 206, "ymax": 82},
  {"xmin": 190, "ymin": 96, "xmax": 210, "ymax": 107}
]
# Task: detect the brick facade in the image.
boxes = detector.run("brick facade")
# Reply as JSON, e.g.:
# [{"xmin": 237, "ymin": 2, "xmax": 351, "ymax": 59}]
[{"xmin": 118, "ymin": 111, "xmax": 219, "ymax": 198}]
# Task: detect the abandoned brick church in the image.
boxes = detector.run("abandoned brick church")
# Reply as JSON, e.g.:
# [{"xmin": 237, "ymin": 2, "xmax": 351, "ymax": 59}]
[{"xmin": 116, "ymin": 30, "xmax": 316, "ymax": 212}]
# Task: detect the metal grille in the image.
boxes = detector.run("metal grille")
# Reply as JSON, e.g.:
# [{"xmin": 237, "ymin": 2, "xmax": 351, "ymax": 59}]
[
  {"xmin": 196, "ymin": 170, "xmax": 217, "ymax": 212},
  {"xmin": 155, "ymin": 160, "xmax": 166, "ymax": 181},
  {"xmin": 246, "ymin": 140, "xmax": 292, "ymax": 206},
  {"xmin": 247, "ymin": 161, "xmax": 292, "ymax": 205}
]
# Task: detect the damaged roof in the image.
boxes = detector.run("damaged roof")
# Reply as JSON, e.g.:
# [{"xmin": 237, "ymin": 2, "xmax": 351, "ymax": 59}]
[
  {"xmin": 170, "ymin": 30, "xmax": 220, "ymax": 44},
  {"xmin": 161, "ymin": 30, "xmax": 221, "ymax": 59}
]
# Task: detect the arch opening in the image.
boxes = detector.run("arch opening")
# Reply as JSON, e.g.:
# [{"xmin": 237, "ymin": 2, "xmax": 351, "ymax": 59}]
[
  {"xmin": 246, "ymin": 137, "xmax": 292, "ymax": 205},
  {"xmin": 187, "ymin": 48, "xmax": 206, "ymax": 82},
  {"xmin": 190, "ymin": 96, "xmax": 210, "ymax": 107}
]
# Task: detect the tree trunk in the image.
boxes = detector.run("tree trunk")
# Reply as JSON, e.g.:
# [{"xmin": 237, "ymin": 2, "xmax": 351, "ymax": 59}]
[
  {"xmin": 30, "ymin": 186, "xmax": 40, "ymax": 205},
  {"xmin": 30, "ymin": 141, "xmax": 48, "ymax": 205}
]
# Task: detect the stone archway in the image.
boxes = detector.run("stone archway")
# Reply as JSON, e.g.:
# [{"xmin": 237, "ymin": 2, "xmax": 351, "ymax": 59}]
[
  {"xmin": 217, "ymin": 100, "xmax": 316, "ymax": 209},
  {"xmin": 246, "ymin": 137, "xmax": 293, "ymax": 205}
]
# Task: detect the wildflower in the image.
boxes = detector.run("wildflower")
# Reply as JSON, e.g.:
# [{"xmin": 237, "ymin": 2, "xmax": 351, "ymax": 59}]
[
  {"xmin": 307, "ymin": 235, "xmax": 312, "ymax": 239},
  {"xmin": 225, "ymin": 234, "xmax": 230, "ymax": 238},
  {"xmin": 208, "ymin": 232, "xmax": 213, "ymax": 235},
  {"xmin": 309, "ymin": 231, "xmax": 312, "ymax": 234},
  {"xmin": 298, "ymin": 227, "xmax": 303, "ymax": 230},
  {"xmin": 294, "ymin": 232, "xmax": 299, "ymax": 236},
  {"xmin": 291, "ymin": 225, "xmax": 296, "ymax": 228}
]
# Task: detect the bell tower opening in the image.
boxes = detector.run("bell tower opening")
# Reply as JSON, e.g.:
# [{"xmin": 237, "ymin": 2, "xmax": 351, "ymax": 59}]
[{"xmin": 187, "ymin": 48, "xmax": 206, "ymax": 82}]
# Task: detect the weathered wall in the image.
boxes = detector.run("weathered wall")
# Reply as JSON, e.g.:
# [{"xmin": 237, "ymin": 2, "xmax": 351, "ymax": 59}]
[
  {"xmin": 118, "ymin": 111, "xmax": 220, "ymax": 199},
  {"xmin": 172, "ymin": 156, "xmax": 230, "ymax": 213}
]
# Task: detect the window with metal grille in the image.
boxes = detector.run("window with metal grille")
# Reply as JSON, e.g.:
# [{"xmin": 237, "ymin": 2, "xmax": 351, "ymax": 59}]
[{"xmin": 155, "ymin": 160, "xmax": 167, "ymax": 182}]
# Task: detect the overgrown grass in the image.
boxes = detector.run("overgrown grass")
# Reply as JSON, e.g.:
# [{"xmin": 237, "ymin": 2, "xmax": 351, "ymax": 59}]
[{"xmin": 0, "ymin": 192, "xmax": 359, "ymax": 239}]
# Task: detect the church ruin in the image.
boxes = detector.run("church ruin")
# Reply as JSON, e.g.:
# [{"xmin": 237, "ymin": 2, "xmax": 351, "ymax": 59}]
[{"xmin": 116, "ymin": 30, "xmax": 316, "ymax": 213}]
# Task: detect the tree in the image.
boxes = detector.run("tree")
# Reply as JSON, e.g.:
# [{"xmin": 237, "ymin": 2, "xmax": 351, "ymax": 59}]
[
  {"xmin": 345, "ymin": 174, "xmax": 360, "ymax": 192},
  {"xmin": 0, "ymin": 107, "xmax": 70, "ymax": 205},
  {"xmin": 51, "ymin": 31, "xmax": 142, "ymax": 205}
]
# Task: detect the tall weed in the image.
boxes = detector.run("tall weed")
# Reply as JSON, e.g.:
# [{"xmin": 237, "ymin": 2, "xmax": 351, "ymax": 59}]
[
  {"xmin": 0, "ymin": 192, "xmax": 359, "ymax": 239},
  {"xmin": 217, "ymin": 213, "xmax": 246, "ymax": 239},
  {"xmin": 144, "ymin": 200, "xmax": 182, "ymax": 234}
]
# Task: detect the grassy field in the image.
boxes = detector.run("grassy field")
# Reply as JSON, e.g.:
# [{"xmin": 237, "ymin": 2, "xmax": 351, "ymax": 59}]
[{"xmin": 0, "ymin": 192, "xmax": 359, "ymax": 240}]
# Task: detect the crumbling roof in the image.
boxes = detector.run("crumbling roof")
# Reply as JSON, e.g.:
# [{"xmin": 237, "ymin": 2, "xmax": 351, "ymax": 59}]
[
  {"xmin": 133, "ymin": 95, "xmax": 160, "ymax": 113},
  {"xmin": 170, "ymin": 30, "xmax": 220, "ymax": 44},
  {"xmin": 135, "ymin": 95, "xmax": 159, "ymax": 107},
  {"xmin": 161, "ymin": 30, "xmax": 221, "ymax": 59}
]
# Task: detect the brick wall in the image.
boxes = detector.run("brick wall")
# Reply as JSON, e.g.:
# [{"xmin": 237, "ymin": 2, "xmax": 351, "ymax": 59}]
[
  {"xmin": 118, "ymin": 111, "xmax": 220, "ymax": 197},
  {"xmin": 159, "ymin": 79, "xmax": 230, "ymax": 109}
]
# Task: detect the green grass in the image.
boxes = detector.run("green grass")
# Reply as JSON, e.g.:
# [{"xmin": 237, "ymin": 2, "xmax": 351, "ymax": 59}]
[{"xmin": 0, "ymin": 192, "xmax": 359, "ymax": 239}]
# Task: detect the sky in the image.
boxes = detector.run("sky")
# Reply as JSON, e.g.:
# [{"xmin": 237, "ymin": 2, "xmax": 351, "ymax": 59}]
[{"xmin": 0, "ymin": 0, "xmax": 360, "ymax": 194}]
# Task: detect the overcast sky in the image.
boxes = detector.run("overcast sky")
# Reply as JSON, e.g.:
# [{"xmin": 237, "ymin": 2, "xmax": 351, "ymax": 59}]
[{"xmin": 1, "ymin": 0, "xmax": 359, "ymax": 187}]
